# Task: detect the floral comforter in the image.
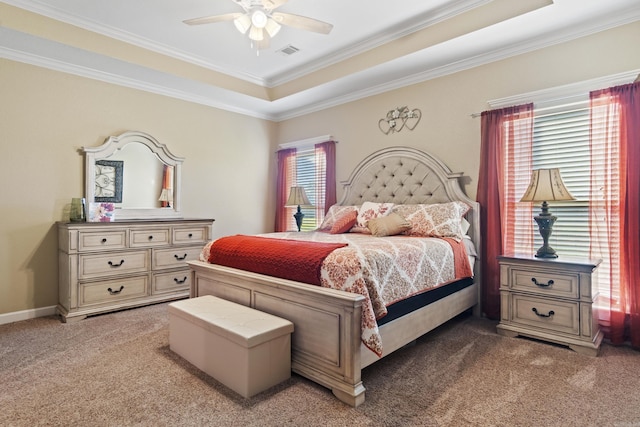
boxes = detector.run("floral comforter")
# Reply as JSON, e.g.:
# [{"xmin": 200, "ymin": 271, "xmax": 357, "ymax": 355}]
[{"xmin": 201, "ymin": 231, "xmax": 472, "ymax": 357}]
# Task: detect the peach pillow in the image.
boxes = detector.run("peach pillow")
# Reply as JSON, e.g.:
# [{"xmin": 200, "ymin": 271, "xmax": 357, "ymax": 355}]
[
  {"xmin": 366, "ymin": 213, "xmax": 412, "ymax": 237},
  {"xmin": 330, "ymin": 210, "xmax": 358, "ymax": 234},
  {"xmin": 317, "ymin": 205, "xmax": 358, "ymax": 232}
]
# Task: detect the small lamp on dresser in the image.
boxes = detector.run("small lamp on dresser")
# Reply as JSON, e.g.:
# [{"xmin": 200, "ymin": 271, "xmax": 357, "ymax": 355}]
[
  {"xmin": 285, "ymin": 186, "xmax": 312, "ymax": 232},
  {"xmin": 520, "ymin": 168, "xmax": 575, "ymax": 258}
]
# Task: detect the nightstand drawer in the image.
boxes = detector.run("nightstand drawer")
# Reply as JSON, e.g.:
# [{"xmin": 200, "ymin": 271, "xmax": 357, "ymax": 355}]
[
  {"xmin": 511, "ymin": 294, "xmax": 579, "ymax": 336},
  {"xmin": 79, "ymin": 250, "xmax": 150, "ymax": 279},
  {"xmin": 511, "ymin": 268, "xmax": 579, "ymax": 299}
]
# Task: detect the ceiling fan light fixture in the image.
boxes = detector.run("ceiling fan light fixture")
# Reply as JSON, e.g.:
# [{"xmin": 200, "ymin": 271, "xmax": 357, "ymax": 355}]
[
  {"xmin": 248, "ymin": 25, "xmax": 264, "ymax": 41},
  {"xmin": 264, "ymin": 18, "xmax": 281, "ymax": 38},
  {"xmin": 251, "ymin": 10, "xmax": 268, "ymax": 28},
  {"xmin": 233, "ymin": 14, "xmax": 251, "ymax": 34}
]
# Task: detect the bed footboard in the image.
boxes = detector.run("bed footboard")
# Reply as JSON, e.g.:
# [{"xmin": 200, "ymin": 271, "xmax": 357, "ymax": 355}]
[{"xmin": 187, "ymin": 260, "xmax": 367, "ymax": 406}]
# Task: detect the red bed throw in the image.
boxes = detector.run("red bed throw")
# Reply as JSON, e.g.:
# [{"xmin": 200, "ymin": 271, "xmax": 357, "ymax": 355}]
[{"xmin": 208, "ymin": 235, "xmax": 348, "ymax": 286}]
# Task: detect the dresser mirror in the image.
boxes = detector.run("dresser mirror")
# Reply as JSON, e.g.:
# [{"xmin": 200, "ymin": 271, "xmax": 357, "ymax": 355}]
[{"xmin": 83, "ymin": 131, "xmax": 183, "ymax": 220}]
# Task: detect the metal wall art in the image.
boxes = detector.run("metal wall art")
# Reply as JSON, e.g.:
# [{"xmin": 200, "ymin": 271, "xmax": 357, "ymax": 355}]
[{"xmin": 378, "ymin": 106, "xmax": 422, "ymax": 135}]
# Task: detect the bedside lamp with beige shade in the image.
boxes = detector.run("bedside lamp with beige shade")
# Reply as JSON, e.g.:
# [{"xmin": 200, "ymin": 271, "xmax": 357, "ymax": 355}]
[
  {"xmin": 285, "ymin": 186, "xmax": 312, "ymax": 232},
  {"xmin": 520, "ymin": 168, "xmax": 575, "ymax": 258}
]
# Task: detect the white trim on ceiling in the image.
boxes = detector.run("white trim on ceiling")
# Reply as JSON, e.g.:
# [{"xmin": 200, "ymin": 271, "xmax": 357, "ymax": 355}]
[
  {"xmin": 2, "ymin": 1, "xmax": 639, "ymax": 121},
  {"xmin": 1, "ymin": 0, "xmax": 491, "ymax": 88}
]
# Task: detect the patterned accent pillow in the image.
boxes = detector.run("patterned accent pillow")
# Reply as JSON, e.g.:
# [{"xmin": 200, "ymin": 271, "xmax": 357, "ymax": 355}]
[
  {"xmin": 330, "ymin": 210, "xmax": 358, "ymax": 234},
  {"xmin": 393, "ymin": 201, "xmax": 471, "ymax": 239},
  {"xmin": 352, "ymin": 201, "xmax": 395, "ymax": 234},
  {"xmin": 366, "ymin": 212, "xmax": 412, "ymax": 237},
  {"xmin": 317, "ymin": 205, "xmax": 359, "ymax": 232}
]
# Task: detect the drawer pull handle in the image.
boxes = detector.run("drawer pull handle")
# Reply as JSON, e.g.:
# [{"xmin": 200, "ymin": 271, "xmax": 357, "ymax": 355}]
[
  {"xmin": 532, "ymin": 307, "xmax": 555, "ymax": 318},
  {"xmin": 148, "ymin": 235, "xmax": 153, "ymax": 240},
  {"xmin": 174, "ymin": 277, "xmax": 188, "ymax": 284},
  {"xmin": 107, "ymin": 286, "xmax": 124, "ymax": 295},
  {"xmin": 531, "ymin": 278, "xmax": 554, "ymax": 287},
  {"xmin": 174, "ymin": 254, "xmax": 188, "ymax": 261},
  {"xmin": 101, "ymin": 238, "xmax": 107, "ymax": 243},
  {"xmin": 108, "ymin": 259, "xmax": 125, "ymax": 267},
  {"xmin": 188, "ymin": 233, "xmax": 193, "ymax": 238}
]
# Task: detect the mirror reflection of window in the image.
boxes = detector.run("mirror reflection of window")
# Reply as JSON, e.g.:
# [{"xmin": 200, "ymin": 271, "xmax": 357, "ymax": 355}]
[
  {"xmin": 103, "ymin": 142, "xmax": 164, "ymax": 209},
  {"xmin": 159, "ymin": 165, "xmax": 174, "ymax": 208}
]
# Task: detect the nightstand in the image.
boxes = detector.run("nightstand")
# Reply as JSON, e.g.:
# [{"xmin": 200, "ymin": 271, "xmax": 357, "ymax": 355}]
[{"xmin": 496, "ymin": 254, "xmax": 603, "ymax": 356}]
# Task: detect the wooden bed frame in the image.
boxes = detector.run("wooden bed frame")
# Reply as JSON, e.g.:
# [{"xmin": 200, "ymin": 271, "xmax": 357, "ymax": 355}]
[{"xmin": 187, "ymin": 146, "xmax": 481, "ymax": 406}]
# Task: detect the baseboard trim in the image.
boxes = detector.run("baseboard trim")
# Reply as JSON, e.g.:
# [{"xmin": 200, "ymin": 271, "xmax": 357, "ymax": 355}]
[{"xmin": 0, "ymin": 305, "xmax": 58, "ymax": 325}]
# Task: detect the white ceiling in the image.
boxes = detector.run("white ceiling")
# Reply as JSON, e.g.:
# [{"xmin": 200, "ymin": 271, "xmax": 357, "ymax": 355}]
[{"xmin": 2, "ymin": 0, "xmax": 640, "ymax": 120}]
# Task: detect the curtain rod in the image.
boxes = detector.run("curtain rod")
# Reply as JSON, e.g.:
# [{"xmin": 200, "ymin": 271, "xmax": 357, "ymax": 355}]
[
  {"xmin": 277, "ymin": 135, "xmax": 335, "ymax": 150},
  {"xmin": 470, "ymin": 102, "xmax": 586, "ymax": 119}
]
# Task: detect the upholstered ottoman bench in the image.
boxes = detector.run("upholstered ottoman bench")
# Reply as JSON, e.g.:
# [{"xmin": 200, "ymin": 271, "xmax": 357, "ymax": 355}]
[{"xmin": 168, "ymin": 295, "xmax": 294, "ymax": 398}]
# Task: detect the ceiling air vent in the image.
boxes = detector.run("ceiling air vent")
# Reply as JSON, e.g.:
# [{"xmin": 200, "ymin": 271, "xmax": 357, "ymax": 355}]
[{"xmin": 277, "ymin": 45, "xmax": 300, "ymax": 56}]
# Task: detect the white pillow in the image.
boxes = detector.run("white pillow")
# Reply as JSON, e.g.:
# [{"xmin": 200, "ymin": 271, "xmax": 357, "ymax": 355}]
[{"xmin": 352, "ymin": 201, "xmax": 395, "ymax": 233}]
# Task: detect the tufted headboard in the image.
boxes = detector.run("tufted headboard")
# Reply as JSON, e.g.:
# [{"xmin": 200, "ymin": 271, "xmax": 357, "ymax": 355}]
[{"xmin": 338, "ymin": 146, "xmax": 481, "ymax": 276}]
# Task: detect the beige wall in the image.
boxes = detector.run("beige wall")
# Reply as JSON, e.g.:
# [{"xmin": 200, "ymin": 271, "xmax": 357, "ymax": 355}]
[
  {"xmin": 277, "ymin": 22, "xmax": 640, "ymax": 202},
  {"xmin": 1, "ymin": 21, "xmax": 638, "ymax": 316},
  {"xmin": 0, "ymin": 60, "xmax": 276, "ymax": 315}
]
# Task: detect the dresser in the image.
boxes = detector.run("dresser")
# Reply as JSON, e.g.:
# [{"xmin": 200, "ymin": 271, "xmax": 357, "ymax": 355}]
[
  {"xmin": 57, "ymin": 219, "xmax": 213, "ymax": 322},
  {"xmin": 496, "ymin": 254, "xmax": 603, "ymax": 356}
]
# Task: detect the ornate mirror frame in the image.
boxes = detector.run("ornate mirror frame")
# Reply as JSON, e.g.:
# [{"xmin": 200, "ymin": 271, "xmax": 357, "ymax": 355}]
[{"xmin": 84, "ymin": 131, "xmax": 184, "ymax": 220}]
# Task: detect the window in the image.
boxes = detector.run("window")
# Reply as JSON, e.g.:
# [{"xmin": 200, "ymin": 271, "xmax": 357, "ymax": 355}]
[
  {"xmin": 275, "ymin": 138, "xmax": 336, "ymax": 232},
  {"xmin": 285, "ymin": 147, "xmax": 323, "ymax": 231},
  {"xmin": 511, "ymin": 102, "xmax": 612, "ymax": 296}
]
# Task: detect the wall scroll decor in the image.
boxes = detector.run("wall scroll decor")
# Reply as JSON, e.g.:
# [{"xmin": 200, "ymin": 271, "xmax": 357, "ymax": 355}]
[{"xmin": 378, "ymin": 106, "xmax": 422, "ymax": 135}]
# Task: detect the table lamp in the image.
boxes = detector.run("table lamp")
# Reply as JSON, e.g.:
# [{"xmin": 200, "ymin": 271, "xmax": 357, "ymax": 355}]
[
  {"xmin": 520, "ymin": 168, "xmax": 575, "ymax": 258},
  {"xmin": 285, "ymin": 186, "xmax": 312, "ymax": 231}
]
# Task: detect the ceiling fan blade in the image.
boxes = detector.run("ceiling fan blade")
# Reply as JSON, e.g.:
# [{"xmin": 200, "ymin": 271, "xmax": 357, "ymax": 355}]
[
  {"xmin": 262, "ymin": 0, "xmax": 289, "ymax": 10},
  {"xmin": 183, "ymin": 13, "xmax": 242, "ymax": 26},
  {"xmin": 271, "ymin": 12, "xmax": 333, "ymax": 34}
]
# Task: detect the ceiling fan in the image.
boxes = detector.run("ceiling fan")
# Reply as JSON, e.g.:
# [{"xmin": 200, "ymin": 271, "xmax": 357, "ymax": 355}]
[{"xmin": 183, "ymin": 0, "xmax": 333, "ymax": 50}]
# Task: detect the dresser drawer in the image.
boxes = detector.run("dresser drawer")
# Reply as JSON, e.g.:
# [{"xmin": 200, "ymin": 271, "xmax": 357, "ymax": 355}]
[
  {"xmin": 153, "ymin": 269, "xmax": 191, "ymax": 294},
  {"xmin": 173, "ymin": 226, "xmax": 209, "ymax": 245},
  {"xmin": 78, "ymin": 231, "xmax": 127, "ymax": 252},
  {"xmin": 80, "ymin": 275, "xmax": 149, "ymax": 306},
  {"xmin": 153, "ymin": 246, "xmax": 202, "ymax": 270},
  {"xmin": 130, "ymin": 228, "xmax": 170, "ymax": 247},
  {"xmin": 511, "ymin": 268, "xmax": 579, "ymax": 299},
  {"xmin": 79, "ymin": 250, "xmax": 150, "ymax": 279},
  {"xmin": 511, "ymin": 294, "xmax": 580, "ymax": 336}
]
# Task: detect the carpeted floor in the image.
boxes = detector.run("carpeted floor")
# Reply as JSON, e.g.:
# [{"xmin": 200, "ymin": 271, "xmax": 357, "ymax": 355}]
[{"xmin": 1, "ymin": 302, "xmax": 639, "ymax": 426}]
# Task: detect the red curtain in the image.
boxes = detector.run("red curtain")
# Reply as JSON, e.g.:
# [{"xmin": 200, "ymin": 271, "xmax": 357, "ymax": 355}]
[
  {"xmin": 477, "ymin": 103, "xmax": 534, "ymax": 319},
  {"xmin": 315, "ymin": 141, "xmax": 337, "ymax": 216},
  {"xmin": 274, "ymin": 148, "xmax": 296, "ymax": 232},
  {"xmin": 589, "ymin": 81, "xmax": 640, "ymax": 348}
]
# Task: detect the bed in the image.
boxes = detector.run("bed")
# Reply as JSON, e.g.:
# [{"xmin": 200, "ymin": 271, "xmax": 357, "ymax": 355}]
[{"xmin": 187, "ymin": 146, "xmax": 481, "ymax": 406}]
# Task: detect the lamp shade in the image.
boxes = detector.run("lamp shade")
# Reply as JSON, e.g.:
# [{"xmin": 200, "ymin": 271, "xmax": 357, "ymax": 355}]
[
  {"xmin": 285, "ymin": 186, "xmax": 311, "ymax": 207},
  {"xmin": 520, "ymin": 169, "xmax": 575, "ymax": 203},
  {"xmin": 158, "ymin": 188, "xmax": 173, "ymax": 204}
]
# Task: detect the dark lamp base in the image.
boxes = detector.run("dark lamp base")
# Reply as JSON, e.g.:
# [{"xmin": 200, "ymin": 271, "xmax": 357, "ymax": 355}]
[
  {"xmin": 535, "ymin": 247, "xmax": 558, "ymax": 258},
  {"xmin": 534, "ymin": 201, "xmax": 558, "ymax": 258},
  {"xmin": 293, "ymin": 205, "xmax": 304, "ymax": 232}
]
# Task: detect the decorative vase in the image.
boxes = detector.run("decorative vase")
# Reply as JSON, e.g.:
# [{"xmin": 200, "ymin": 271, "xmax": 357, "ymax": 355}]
[{"xmin": 70, "ymin": 198, "xmax": 86, "ymax": 222}]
